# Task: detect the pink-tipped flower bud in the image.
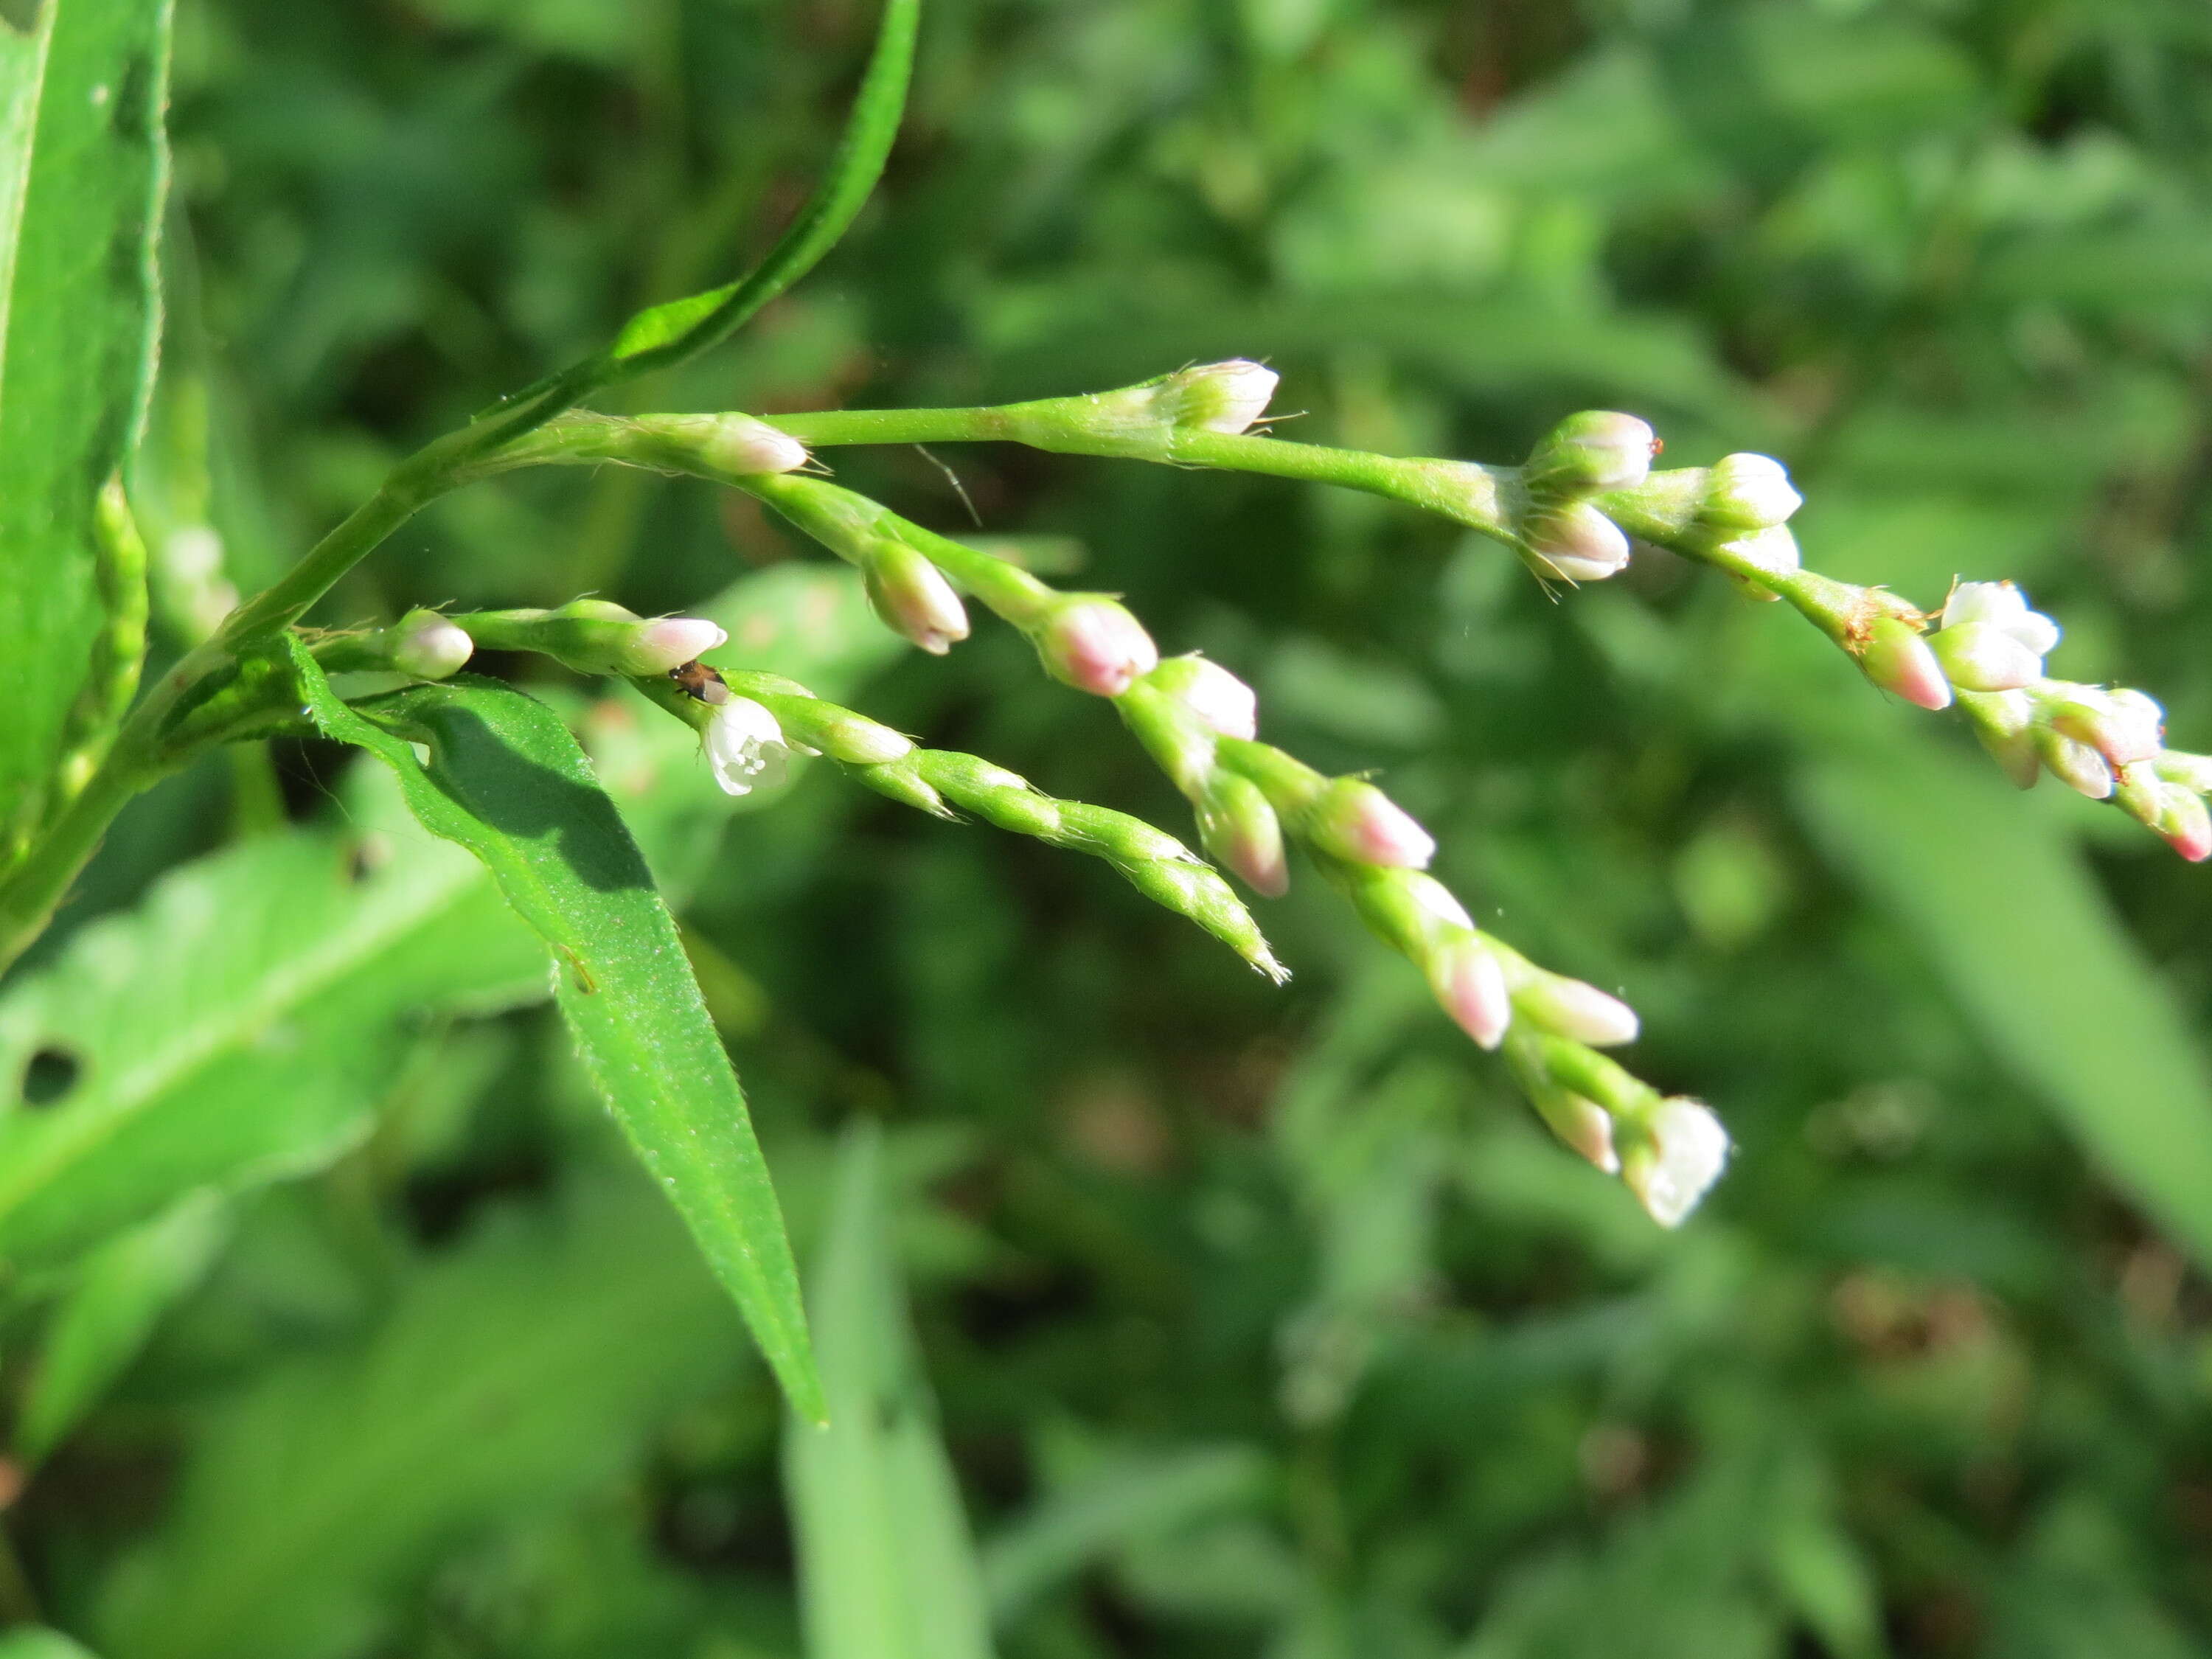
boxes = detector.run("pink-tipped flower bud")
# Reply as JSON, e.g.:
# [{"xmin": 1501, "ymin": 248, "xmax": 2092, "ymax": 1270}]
[
  {"xmin": 391, "ymin": 609, "xmax": 474, "ymax": 681},
  {"xmin": 863, "ymin": 541, "xmax": 970, "ymax": 655},
  {"xmin": 702, "ymin": 696, "xmax": 793, "ymax": 796},
  {"xmin": 1927, "ymin": 621, "xmax": 2043, "ymax": 693},
  {"xmin": 1524, "ymin": 501, "xmax": 1632, "ymax": 584},
  {"xmin": 1161, "ymin": 360, "xmax": 1280, "ymax": 434},
  {"xmin": 1037, "ymin": 597, "xmax": 1160, "ymax": 697},
  {"xmin": 1535, "ymin": 1089, "xmax": 1619, "ymax": 1175},
  {"xmin": 1515, "ymin": 972, "xmax": 1639, "ymax": 1048},
  {"xmin": 1940, "ymin": 580, "xmax": 2060, "ymax": 658},
  {"xmin": 1959, "ymin": 689, "xmax": 2039, "ymax": 789},
  {"xmin": 1197, "ymin": 772, "xmax": 1288, "ymax": 897},
  {"xmin": 1699, "ymin": 453, "xmax": 1802, "ymax": 531},
  {"xmin": 1621, "ymin": 1097, "xmax": 1730, "ymax": 1228},
  {"xmin": 615, "ymin": 615, "xmax": 728, "ymax": 676},
  {"xmin": 1428, "ymin": 935, "xmax": 1512, "ymax": 1050},
  {"xmin": 1527, "ymin": 411, "xmax": 1658, "ymax": 493},
  {"xmin": 1856, "ymin": 616, "xmax": 1952, "ymax": 711},
  {"xmin": 2035, "ymin": 727, "xmax": 2115, "ymax": 799},
  {"xmin": 2051, "ymin": 686, "xmax": 2163, "ymax": 767},
  {"xmin": 1150, "ymin": 655, "xmax": 1259, "ymax": 740},
  {"xmin": 1307, "ymin": 779, "xmax": 1436, "ymax": 869},
  {"xmin": 2117, "ymin": 764, "xmax": 2212, "ymax": 862}
]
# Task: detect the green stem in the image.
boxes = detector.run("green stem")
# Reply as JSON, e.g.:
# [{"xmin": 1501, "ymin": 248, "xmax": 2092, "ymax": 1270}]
[{"xmin": 766, "ymin": 404, "xmax": 1520, "ymax": 540}]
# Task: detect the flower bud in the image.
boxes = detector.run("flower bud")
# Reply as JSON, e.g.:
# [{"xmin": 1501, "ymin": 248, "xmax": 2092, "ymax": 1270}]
[
  {"xmin": 1958, "ymin": 689, "xmax": 2039, "ymax": 789},
  {"xmin": 1305, "ymin": 779, "xmax": 1435, "ymax": 869},
  {"xmin": 1525, "ymin": 411, "xmax": 1657, "ymax": 494},
  {"xmin": 1534, "ymin": 1088, "xmax": 1619, "ymax": 1175},
  {"xmin": 2154, "ymin": 751, "xmax": 2212, "ymax": 795},
  {"xmin": 1427, "ymin": 934, "xmax": 1512, "ymax": 1050},
  {"xmin": 703, "ymin": 697, "xmax": 793, "ymax": 796},
  {"xmin": 2034, "ymin": 727, "xmax": 2115, "ymax": 799},
  {"xmin": 1158, "ymin": 360, "xmax": 1279, "ymax": 434},
  {"xmin": 1036, "ymin": 596, "xmax": 1159, "ymax": 697},
  {"xmin": 1514, "ymin": 971, "xmax": 1639, "ymax": 1047},
  {"xmin": 614, "ymin": 616, "xmax": 728, "ymax": 676},
  {"xmin": 863, "ymin": 540, "xmax": 970, "ymax": 655},
  {"xmin": 1855, "ymin": 616, "xmax": 1952, "ymax": 711},
  {"xmin": 2117, "ymin": 763, "xmax": 2212, "ymax": 862},
  {"xmin": 2050, "ymin": 686, "xmax": 2163, "ymax": 767},
  {"xmin": 1524, "ymin": 501, "xmax": 1632, "ymax": 584},
  {"xmin": 390, "ymin": 609, "xmax": 474, "ymax": 681},
  {"xmin": 1940, "ymin": 580, "xmax": 2060, "ymax": 658},
  {"xmin": 1698, "ymin": 453, "xmax": 1801, "ymax": 531},
  {"xmin": 1197, "ymin": 772, "xmax": 1288, "ymax": 897},
  {"xmin": 1620, "ymin": 1097, "xmax": 1729, "ymax": 1228},
  {"xmin": 699, "ymin": 413, "xmax": 809, "ymax": 476},
  {"xmin": 1927, "ymin": 621, "xmax": 2042, "ymax": 693},
  {"xmin": 1148, "ymin": 655, "xmax": 1259, "ymax": 741}
]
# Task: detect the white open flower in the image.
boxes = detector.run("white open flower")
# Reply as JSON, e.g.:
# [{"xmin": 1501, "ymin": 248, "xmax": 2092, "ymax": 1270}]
[
  {"xmin": 1623, "ymin": 1097, "xmax": 1730, "ymax": 1228},
  {"xmin": 703, "ymin": 697, "xmax": 792, "ymax": 796}
]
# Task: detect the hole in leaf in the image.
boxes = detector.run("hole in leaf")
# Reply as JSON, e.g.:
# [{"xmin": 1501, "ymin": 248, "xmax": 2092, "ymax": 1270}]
[{"xmin": 21, "ymin": 1046, "xmax": 81, "ymax": 1107}]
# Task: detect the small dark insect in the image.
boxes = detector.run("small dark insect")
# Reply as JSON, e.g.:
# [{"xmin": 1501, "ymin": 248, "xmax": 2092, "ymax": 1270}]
[{"xmin": 669, "ymin": 659, "xmax": 731, "ymax": 705}]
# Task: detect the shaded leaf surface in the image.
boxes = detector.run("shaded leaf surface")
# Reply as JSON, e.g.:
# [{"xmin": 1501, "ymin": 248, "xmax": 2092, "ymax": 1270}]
[{"xmin": 288, "ymin": 643, "xmax": 821, "ymax": 1419}]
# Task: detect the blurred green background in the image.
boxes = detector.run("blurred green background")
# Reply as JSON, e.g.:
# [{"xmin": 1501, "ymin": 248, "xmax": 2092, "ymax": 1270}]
[{"xmin": 13, "ymin": 0, "xmax": 2212, "ymax": 1654}]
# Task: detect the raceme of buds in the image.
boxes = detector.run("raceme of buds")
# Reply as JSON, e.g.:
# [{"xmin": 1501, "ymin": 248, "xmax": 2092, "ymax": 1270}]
[
  {"xmin": 1147, "ymin": 654, "xmax": 1259, "ymax": 741},
  {"xmin": 1523, "ymin": 501, "xmax": 1632, "ymax": 584},
  {"xmin": 1697, "ymin": 453, "xmax": 1802, "ymax": 532},
  {"xmin": 1158, "ymin": 360, "xmax": 1279, "ymax": 435},
  {"xmin": 389, "ymin": 609, "xmax": 474, "ymax": 680},
  {"xmin": 1303, "ymin": 778, "xmax": 1436, "ymax": 869},
  {"xmin": 862, "ymin": 538, "xmax": 970, "ymax": 655},
  {"xmin": 1854, "ymin": 616, "xmax": 1952, "ymax": 711},
  {"xmin": 703, "ymin": 696, "xmax": 793, "ymax": 796},
  {"xmin": 1035, "ymin": 595, "xmax": 1160, "ymax": 698},
  {"xmin": 1524, "ymin": 411, "xmax": 1657, "ymax": 495},
  {"xmin": 1197, "ymin": 771, "xmax": 1288, "ymax": 897},
  {"xmin": 1618, "ymin": 1096, "xmax": 1731, "ymax": 1228}
]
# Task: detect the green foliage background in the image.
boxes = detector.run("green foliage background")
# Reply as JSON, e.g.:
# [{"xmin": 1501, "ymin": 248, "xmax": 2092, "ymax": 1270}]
[{"xmin": 8, "ymin": 0, "xmax": 2212, "ymax": 1654}]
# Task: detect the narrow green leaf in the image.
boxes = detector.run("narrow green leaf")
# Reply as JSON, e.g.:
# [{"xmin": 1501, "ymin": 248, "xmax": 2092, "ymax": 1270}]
[
  {"xmin": 0, "ymin": 0, "xmax": 171, "ymax": 836},
  {"xmin": 783, "ymin": 1121, "xmax": 996, "ymax": 1659},
  {"xmin": 15, "ymin": 1188, "xmax": 228, "ymax": 1462},
  {"xmin": 490, "ymin": 0, "xmax": 916, "ymax": 432},
  {"xmin": 0, "ymin": 798, "xmax": 541, "ymax": 1269},
  {"xmin": 0, "ymin": 1630, "xmax": 100, "ymax": 1659},
  {"xmin": 1799, "ymin": 732, "xmax": 2212, "ymax": 1269},
  {"xmin": 92, "ymin": 1177, "xmax": 745, "ymax": 1659},
  {"xmin": 286, "ymin": 641, "xmax": 822, "ymax": 1422},
  {"xmin": 980, "ymin": 1444, "xmax": 1269, "ymax": 1624}
]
